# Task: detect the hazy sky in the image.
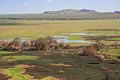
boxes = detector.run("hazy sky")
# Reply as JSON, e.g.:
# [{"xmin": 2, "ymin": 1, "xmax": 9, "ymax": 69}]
[{"xmin": 0, "ymin": 0, "xmax": 120, "ymax": 14}]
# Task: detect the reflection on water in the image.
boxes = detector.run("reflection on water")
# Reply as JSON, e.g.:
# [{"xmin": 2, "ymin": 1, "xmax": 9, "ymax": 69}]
[
  {"xmin": 0, "ymin": 35, "xmax": 94, "ymax": 44},
  {"xmin": 53, "ymin": 36, "xmax": 94, "ymax": 44},
  {"xmin": 66, "ymin": 40, "xmax": 93, "ymax": 43},
  {"xmin": 65, "ymin": 32, "xmax": 97, "ymax": 36}
]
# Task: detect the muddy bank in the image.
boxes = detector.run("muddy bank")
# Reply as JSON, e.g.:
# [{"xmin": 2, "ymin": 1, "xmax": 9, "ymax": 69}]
[
  {"xmin": 85, "ymin": 35, "xmax": 120, "ymax": 41},
  {"xmin": 88, "ymin": 29, "xmax": 120, "ymax": 31}
]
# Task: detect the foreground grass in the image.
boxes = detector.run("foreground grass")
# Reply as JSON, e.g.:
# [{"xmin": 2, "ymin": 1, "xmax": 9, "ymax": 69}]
[
  {"xmin": 0, "ymin": 51, "xmax": 15, "ymax": 55},
  {"xmin": 0, "ymin": 51, "xmax": 120, "ymax": 80},
  {"xmin": 0, "ymin": 51, "xmax": 39, "ymax": 80},
  {"xmin": 0, "ymin": 51, "xmax": 39, "ymax": 62},
  {"xmin": 2, "ymin": 56, "xmax": 39, "ymax": 62},
  {"xmin": 1, "ymin": 65, "xmax": 33, "ymax": 80},
  {"xmin": 40, "ymin": 76, "xmax": 59, "ymax": 80}
]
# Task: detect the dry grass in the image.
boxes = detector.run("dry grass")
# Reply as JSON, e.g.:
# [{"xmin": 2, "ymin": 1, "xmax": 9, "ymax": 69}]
[{"xmin": 50, "ymin": 63, "xmax": 73, "ymax": 67}]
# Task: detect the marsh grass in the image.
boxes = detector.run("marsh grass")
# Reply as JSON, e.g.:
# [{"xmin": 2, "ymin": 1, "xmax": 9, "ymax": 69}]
[
  {"xmin": 0, "ymin": 51, "xmax": 120, "ymax": 80},
  {"xmin": 0, "ymin": 20, "xmax": 120, "ymax": 39},
  {"xmin": 0, "ymin": 20, "xmax": 120, "ymax": 80}
]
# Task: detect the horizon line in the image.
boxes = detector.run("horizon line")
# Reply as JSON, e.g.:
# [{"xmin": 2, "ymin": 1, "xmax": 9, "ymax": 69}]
[{"xmin": 0, "ymin": 8, "xmax": 119, "ymax": 15}]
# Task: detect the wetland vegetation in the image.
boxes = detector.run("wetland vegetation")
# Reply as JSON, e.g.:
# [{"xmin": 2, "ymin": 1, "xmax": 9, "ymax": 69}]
[{"xmin": 0, "ymin": 20, "xmax": 120, "ymax": 80}]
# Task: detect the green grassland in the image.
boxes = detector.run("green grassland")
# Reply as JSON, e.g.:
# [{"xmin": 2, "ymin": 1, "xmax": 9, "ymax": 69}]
[{"xmin": 0, "ymin": 19, "xmax": 120, "ymax": 39}]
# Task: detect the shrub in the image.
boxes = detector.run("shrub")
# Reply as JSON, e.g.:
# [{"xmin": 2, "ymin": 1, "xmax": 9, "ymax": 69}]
[
  {"xmin": 82, "ymin": 45, "xmax": 96, "ymax": 56},
  {"xmin": 63, "ymin": 44, "xmax": 71, "ymax": 49},
  {"xmin": 35, "ymin": 36, "xmax": 59, "ymax": 51},
  {"xmin": 7, "ymin": 38, "xmax": 22, "ymax": 51},
  {"xmin": 93, "ymin": 39, "xmax": 105, "ymax": 51}
]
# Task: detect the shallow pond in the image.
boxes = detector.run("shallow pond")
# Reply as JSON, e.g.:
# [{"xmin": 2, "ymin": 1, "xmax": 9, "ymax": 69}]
[
  {"xmin": 65, "ymin": 32, "xmax": 97, "ymax": 36},
  {"xmin": 53, "ymin": 36, "xmax": 94, "ymax": 44}
]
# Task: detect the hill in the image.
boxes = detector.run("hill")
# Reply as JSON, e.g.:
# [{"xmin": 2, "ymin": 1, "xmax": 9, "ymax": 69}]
[
  {"xmin": 114, "ymin": 11, "xmax": 120, "ymax": 14},
  {"xmin": 0, "ymin": 9, "xmax": 120, "ymax": 20}
]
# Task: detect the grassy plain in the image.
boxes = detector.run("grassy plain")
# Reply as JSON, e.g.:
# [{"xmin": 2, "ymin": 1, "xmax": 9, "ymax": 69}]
[{"xmin": 0, "ymin": 19, "xmax": 120, "ymax": 39}]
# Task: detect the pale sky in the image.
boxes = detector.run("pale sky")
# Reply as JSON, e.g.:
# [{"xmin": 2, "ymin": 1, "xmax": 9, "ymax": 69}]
[{"xmin": 0, "ymin": 0, "xmax": 120, "ymax": 14}]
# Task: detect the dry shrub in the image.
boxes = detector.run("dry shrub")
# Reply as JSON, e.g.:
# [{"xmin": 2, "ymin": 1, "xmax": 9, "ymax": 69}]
[
  {"xmin": 22, "ymin": 40, "xmax": 32, "ymax": 47},
  {"xmin": 63, "ymin": 44, "xmax": 71, "ymax": 49},
  {"xmin": 0, "ymin": 41, "xmax": 9, "ymax": 48},
  {"xmin": 22, "ymin": 40, "xmax": 37, "ymax": 51},
  {"xmin": 93, "ymin": 39, "xmax": 105, "ymax": 51},
  {"xmin": 35, "ymin": 37, "xmax": 44, "ymax": 50},
  {"xmin": 0, "ymin": 41, "xmax": 4, "ymax": 48},
  {"xmin": 82, "ymin": 45, "xmax": 96, "ymax": 56},
  {"xmin": 0, "ymin": 36, "xmax": 70, "ymax": 52},
  {"xmin": 45, "ymin": 36, "xmax": 58, "ymax": 50},
  {"xmin": 6, "ymin": 38, "xmax": 22, "ymax": 51},
  {"xmin": 35, "ymin": 36, "xmax": 58, "ymax": 51},
  {"xmin": 59, "ymin": 42, "xmax": 66, "ymax": 48}
]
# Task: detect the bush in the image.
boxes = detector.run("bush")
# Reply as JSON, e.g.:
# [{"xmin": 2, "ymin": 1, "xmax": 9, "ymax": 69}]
[
  {"xmin": 35, "ymin": 36, "xmax": 59, "ymax": 51},
  {"xmin": 6, "ymin": 38, "xmax": 22, "ymax": 51},
  {"xmin": 93, "ymin": 40, "xmax": 105, "ymax": 51},
  {"xmin": 82, "ymin": 45, "xmax": 96, "ymax": 56}
]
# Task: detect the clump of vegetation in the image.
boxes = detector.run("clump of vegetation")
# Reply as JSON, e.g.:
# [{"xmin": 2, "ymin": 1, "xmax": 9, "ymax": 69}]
[
  {"xmin": 82, "ymin": 39, "xmax": 108, "ymax": 56},
  {"xmin": 93, "ymin": 39, "xmax": 105, "ymax": 52},
  {"xmin": 59, "ymin": 42, "xmax": 66, "ymax": 48},
  {"xmin": 0, "ymin": 37, "xmax": 69, "ymax": 52},
  {"xmin": 81, "ymin": 40, "xmax": 106, "ymax": 64},
  {"xmin": 0, "ymin": 41, "xmax": 8, "ymax": 48},
  {"xmin": 0, "ymin": 41, "xmax": 9, "ymax": 50},
  {"xmin": 82, "ymin": 45, "xmax": 96, "ymax": 56},
  {"xmin": 0, "ymin": 38, "xmax": 22, "ymax": 51},
  {"xmin": 35, "ymin": 36, "xmax": 59, "ymax": 51},
  {"xmin": 6, "ymin": 38, "xmax": 22, "ymax": 51},
  {"xmin": 63, "ymin": 44, "xmax": 71, "ymax": 49}
]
